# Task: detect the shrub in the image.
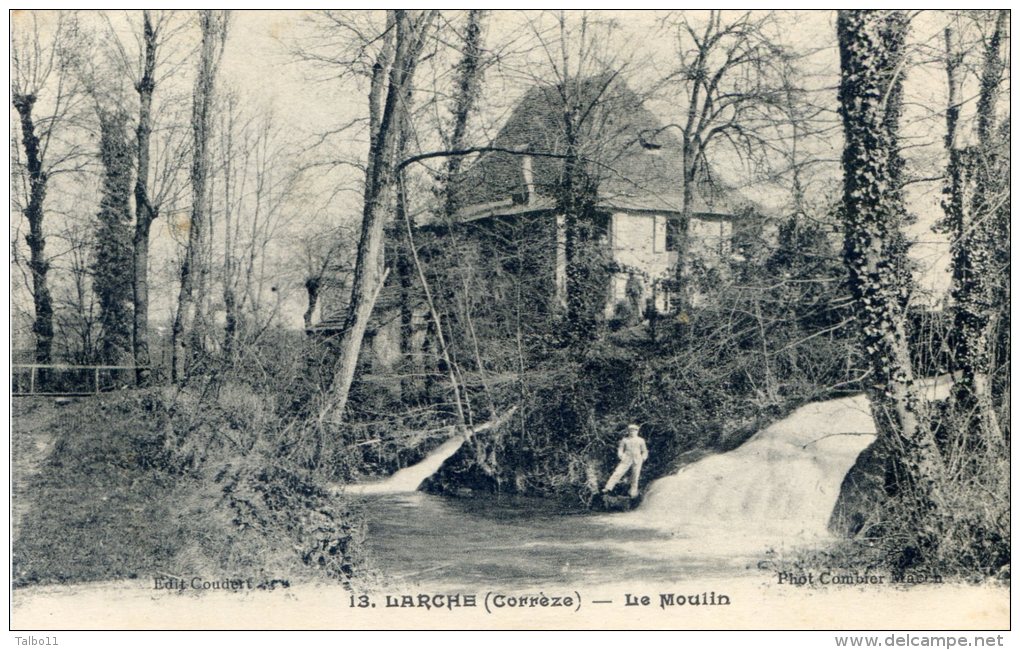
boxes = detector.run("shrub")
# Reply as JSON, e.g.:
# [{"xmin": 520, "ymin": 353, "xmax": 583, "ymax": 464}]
[{"xmin": 832, "ymin": 402, "xmax": 1010, "ymax": 581}]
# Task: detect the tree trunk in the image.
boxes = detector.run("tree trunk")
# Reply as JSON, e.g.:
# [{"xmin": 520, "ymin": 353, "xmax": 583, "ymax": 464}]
[
  {"xmin": 223, "ymin": 282, "xmax": 238, "ymax": 363},
  {"xmin": 133, "ymin": 10, "xmax": 158, "ymax": 385},
  {"xmin": 942, "ymin": 13, "xmax": 1006, "ymax": 445},
  {"xmin": 395, "ymin": 173, "xmax": 421, "ymax": 403},
  {"xmin": 442, "ymin": 9, "xmax": 486, "ymax": 218},
  {"xmin": 322, "ymin": 10, "xmax": 433, "ymax": 421},
  {"xmin": 676, "ymin": 139, "xmax": 697, "ymax": 312},
  {"xmin": 975, "ymin": 11, "xmax": 1007, "ymax": 147},
  {"xmin": 397, "ymin": 10, "xmax": 487, "ymax": 404},
  {"xmin": 399, "ymin": 175, "xmax": 469, "ymax": 431},
  {"xmin": 12, "ymin": 93, "xmax": 54, "ymax": 365},
  {"xmin": 172, "ymin": 10, "xmax": 228, "ymax": 382},
  {"xmin": 95, "ymin": 108, "xmax": 135, "ymax": 366},
  {"xmin": 221, "ymin": 99, "xmax": 237, "ymax": 364},
  {"xmin": 559, "ymin": 91, "xmax": 601, "ymax": 341},
  {"xmin": 303, "ymin": 276, "xmax": 321, "ymax": 329},
  {"xmin": 836, "ymin": 10, "xmax": 943, "ymax": 504}
]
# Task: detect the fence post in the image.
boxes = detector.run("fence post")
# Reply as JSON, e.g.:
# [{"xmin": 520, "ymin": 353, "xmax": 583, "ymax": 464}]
[
  {"xmin": 95, "ymin": 367, "xmax": 100, "ymax": 394},
  {"xmin": 30, "ymin": 367, "xmax": 36, "ymax": 395}
]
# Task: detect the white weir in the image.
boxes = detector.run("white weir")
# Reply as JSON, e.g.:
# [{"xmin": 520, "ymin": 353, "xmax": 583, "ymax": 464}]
[
  {"xmin": 341, "ymin": 407, "xmax": 516, "ymax": 496},
  {"xmin": 616, "ymin": 379, "xmax": 953, "ymax": 539},
  {"xmin": 344, "ymin": 434, "xmax": 468, "ymax": 496}
]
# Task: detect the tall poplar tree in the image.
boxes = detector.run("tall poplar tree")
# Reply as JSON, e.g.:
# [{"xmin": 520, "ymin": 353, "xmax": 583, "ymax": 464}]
[
  {"xmin": 94, "ymin": 108, "xmax": 135, "ymax": 363},
  {"xmin": 172, "ymin": 10, "xmax": 230, "ymax": 382}
]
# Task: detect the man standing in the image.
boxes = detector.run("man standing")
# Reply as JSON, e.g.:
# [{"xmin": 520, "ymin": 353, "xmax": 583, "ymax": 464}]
[{"xmin": 603, "ymin": 423, "xmax": 649, "ymax": 498}]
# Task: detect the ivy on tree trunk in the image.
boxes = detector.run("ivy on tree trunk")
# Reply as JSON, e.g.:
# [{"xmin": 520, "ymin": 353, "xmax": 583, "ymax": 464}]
[
  {"xmin": 12, "ymin": 93, "xmax": 55, "ymax": 365},
  {"xmin": 94, "ymin": 108, "xmax": 135, "ymax": 365},
  {"xmin": 836, "ymin": 10, "xmax": 945, "ymax": 525},
  {"xmin": 941, "ymin": 12, "xmax": 1007, "ymax": 447}
]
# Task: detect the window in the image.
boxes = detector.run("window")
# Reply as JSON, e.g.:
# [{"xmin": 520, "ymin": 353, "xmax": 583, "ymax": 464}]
[{"xmin": 665, "ymin": 217, "xmax": 682, "ymax": 252}]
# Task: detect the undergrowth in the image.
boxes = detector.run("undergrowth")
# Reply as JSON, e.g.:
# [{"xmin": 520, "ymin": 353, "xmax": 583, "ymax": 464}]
[{"xmin": 12, "ymin": 379, "xmax": 368, "ymax": 589}]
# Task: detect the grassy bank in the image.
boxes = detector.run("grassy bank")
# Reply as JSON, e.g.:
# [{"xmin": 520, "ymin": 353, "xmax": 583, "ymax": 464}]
[{"xmin": 12, "ymin": 388, "xmax": 365, "ymax": 589}]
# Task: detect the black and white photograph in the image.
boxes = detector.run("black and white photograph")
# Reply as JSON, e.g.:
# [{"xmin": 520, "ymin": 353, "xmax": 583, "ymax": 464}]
[{"xmin": 8, "ymin": 8, "xmax": 1011, "ymax": 635}]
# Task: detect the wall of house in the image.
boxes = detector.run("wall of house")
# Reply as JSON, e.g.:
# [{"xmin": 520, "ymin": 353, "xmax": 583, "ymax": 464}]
[
  {"xmin": 316, "ymin": 271, "xmax": 352, "ymax": 327},
  {"xmin": 688, "ymin": 217, "xmax": 733, "ymax": 267},
  {"xmin": 319, "ymin": 210, "xmax": 734, "ymax": 348},
  {"xmin": 607, "ymin": 212, "xmax": 678, "ymax": 317},
  {"xmin": 605, "ymin": 212, "xmax": 734, "ymax": 318}
]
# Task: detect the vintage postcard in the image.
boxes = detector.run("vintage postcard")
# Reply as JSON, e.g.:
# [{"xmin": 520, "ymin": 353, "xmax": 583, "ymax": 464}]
[{"xmin": 9, "ymin": 8, "xmax": 1010, "ymax": 634}]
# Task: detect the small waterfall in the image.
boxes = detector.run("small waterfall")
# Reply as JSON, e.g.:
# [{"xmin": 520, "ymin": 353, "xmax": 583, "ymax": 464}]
[
  {"xmin": 341, "ymin": 407, "xmax": 517, "ymax": 496},
  {"xmin": 344, "ymin": 435, "xmax": 468, "ymax": 496},
  {"xmin": 618, "ymin": 379, "xmax": 953, "ymax": 539}
]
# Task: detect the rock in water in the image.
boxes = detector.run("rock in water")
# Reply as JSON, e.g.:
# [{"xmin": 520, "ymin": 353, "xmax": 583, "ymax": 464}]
[{"xmin": 598, "ymin": 494, "xmax": 641, "ymax": 511}]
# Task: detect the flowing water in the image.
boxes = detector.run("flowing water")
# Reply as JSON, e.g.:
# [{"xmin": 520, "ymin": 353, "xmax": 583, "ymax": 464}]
[
  {"xmin": 613, "ymin": 394, "xmax": 879, "ymax": 538},
  {"xmin": 353, "ymin": 383, "xmax": 952, "ymax": 590},
  {"xmin": 345, "ymin": 434, "xmax": 469, "ymax": 495},
  {"xmin": 360, "ymin": 492, "xmax": 757, "ymax": 590}
]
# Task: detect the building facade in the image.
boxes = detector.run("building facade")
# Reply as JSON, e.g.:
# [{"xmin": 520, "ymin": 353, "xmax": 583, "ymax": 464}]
[{"xmin": 315, "ymin": 75, "xmax": 747, "ymax": 373}]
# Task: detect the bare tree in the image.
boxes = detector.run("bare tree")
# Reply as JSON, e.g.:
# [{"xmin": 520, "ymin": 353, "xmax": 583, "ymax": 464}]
[
  {"xmin": 128, "ymin": 10, "xmax": 192, "ymax": 383},
  {"xmin": 131, "ymin": 11, "xmax": 160, "ymax": 381},
  {"xmin": 546, "ymin": 13, "xmax": 618, "ymax": 338},
  {"xmin": 215, "ymin": 90, "xmax": 254, "ymax": 363},
  {"xmin": 772, "ymin": 41, "xmax": 840, "ymax": 218},
  {"xmin": 213, "ymin": 94, "xmax": 303, "ymax": 361},
  {"xmin": 399, "ymin": 10, "xmax": 490, "ymax": 404},
  {"xmin": 10, "ymin": 13, "xmax": 88, "ymax": 365},
  {"xmin": 322, "ymin": 10, "xmax": 437, "ymax": 421},
  {"xmin": 51, "ymin": 220, "xmax": 101, "ymax": 364},
  {"xmin": 660, "ymin": 11, "xmax": 788, "ymax": 300},
  {"xmin": 172, "ymin": 10, "xmax": 231, "ymax": 382},
  {"xmin": 515, "ymin": 11, "xmax": 633, "ymax": 338},
  {"xmin": 298, "ymin": 224, "xmax": 354, "ymax": 329}
]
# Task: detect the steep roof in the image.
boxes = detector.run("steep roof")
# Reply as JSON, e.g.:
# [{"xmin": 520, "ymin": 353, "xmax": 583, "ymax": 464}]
[{"xmin": 450, "ymin": 74, "xmax": 743, "ymax": 221}]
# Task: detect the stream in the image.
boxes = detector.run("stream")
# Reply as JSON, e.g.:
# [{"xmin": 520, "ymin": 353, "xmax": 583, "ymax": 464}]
[
  {"xmin": 354, "ymin": 381, "xmax": 953, "ymax": 591},
  {"xmin": 360, "ymin": 491, "xmax": 761, "ymax": 590}
]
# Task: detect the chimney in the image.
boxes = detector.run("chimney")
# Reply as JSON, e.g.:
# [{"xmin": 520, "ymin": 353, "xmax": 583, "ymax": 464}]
[{"xmin": 521, "ymin": 154, "xmax": 534, "ymax": 204}]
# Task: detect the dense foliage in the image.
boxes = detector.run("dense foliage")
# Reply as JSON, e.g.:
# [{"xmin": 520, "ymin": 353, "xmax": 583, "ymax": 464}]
[
  {"xmin": 422, "ymin": 212, "xmax": 863, "ymax": 503},
  {"xmin": 93, "ymin": 109, "xmax": 136, "ymax": 364}
]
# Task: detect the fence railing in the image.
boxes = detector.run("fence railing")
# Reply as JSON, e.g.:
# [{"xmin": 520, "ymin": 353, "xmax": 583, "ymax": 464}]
[{"xmin": 11, "ymin": 364, "xmax": 149, "ymax": 397}]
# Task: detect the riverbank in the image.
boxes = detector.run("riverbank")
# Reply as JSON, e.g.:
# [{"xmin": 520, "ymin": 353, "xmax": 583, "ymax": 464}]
[
  {"xmin": 11, "ymin": 400, "xmax": 61, "ymax": 541},
  {"xmin": 12, "ymin": 391, "xmax": 364, "ymax": 589},
  {"xmin": 19, "ymin": 485, "xmax": 1008, "ymax": 631},
  {"xmin": 12, "ymin": 396, "xmax": 182, "ymax": 586}
]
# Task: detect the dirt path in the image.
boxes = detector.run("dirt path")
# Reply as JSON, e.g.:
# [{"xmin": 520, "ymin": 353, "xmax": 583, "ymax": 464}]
[{"xmin": 12, "ymin": 399, "xmax": 64, "ymax": 540}]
